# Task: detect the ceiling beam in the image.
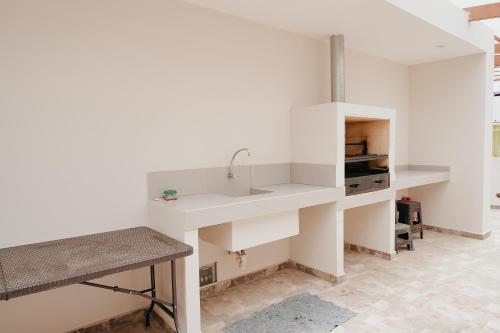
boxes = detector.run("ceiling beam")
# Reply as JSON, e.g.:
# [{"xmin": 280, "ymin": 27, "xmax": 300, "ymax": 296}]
[{"xmin": 465, "ymin": 2, "xmax": 500, "ymax": 21}]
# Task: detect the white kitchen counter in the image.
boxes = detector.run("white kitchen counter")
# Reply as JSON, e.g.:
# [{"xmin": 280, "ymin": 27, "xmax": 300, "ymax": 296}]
[
  {"xmin": 394, "ymin": 168, "xmax": 450, "ymax": 190},
  {"xmin": 149, "ymin": 168, "xmax": 450, "ymax": 232},
  {"xmin": 147, "ymin": 166, "xmax": 450, "ymax": 333},
  {"xmin": 149, "ymin": 183, "xmax": 342, "ymax": 231},
  {"xmin": 341, "ymin": 166, "xmax": 451, "ymax": 208},
  {"xmin": 148, "ymin": 182, "xmax": 344, "ymax": 333}
]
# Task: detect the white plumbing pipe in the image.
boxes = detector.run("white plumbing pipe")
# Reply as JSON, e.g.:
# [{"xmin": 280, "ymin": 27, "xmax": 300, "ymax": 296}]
[{"xmin": 231, "ymin": 250, "xmax": 247, "ymax": 270}]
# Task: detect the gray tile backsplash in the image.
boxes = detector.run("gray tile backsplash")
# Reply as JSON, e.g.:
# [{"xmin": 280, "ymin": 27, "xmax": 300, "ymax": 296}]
[
  {"xmin": 395, "ymin": 165, "xmax": 451, "ymax": 172},
  {"xmin": 251, "ymin": 163, "xmax": 291, "ymax": 187},
  {"xmin": 205, "ymin": 166, "xmax": 253, "ymax": 197},
  {"xmin": 147, "ymin": 168, "xmax": 207, "ymax": 199},
  {"xmin": 147, "ymin": 163, "xmax": 296, "ymax": 199},
  {"xmin": 148, "ymin": 163, "xmax": 445, "ymax": 199},
  {"xmin": 290, "ymin": 163, "xmax": 336, "ymax": 187},
  {"xmin": 408, "ymin": 165, "xmax": 450, "ymax": 171}
]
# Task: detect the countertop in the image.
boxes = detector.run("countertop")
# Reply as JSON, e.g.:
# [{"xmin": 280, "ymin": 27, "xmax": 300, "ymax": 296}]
[
  {"xmin": 393, "ymin": 168, "xmax": 450, "ymax": 190},
  {"xmin": 149, "ymin": 183, "xmax": 342, "ymax": 230},
  {"xmin": 149, "ymin": 168, "xmax": 450, "ymax": 231}
]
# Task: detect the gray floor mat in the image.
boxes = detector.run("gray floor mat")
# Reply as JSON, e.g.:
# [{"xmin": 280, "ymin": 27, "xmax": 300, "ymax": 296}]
[{"xmin": 224, "ymin": 292, "xmax": 356, "ymax": 333}]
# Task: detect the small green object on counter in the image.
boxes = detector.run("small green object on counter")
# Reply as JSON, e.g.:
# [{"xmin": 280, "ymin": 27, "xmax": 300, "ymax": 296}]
[{"xmin": 163, "ymin": 189, "xmax": 178, "ymax": 200}]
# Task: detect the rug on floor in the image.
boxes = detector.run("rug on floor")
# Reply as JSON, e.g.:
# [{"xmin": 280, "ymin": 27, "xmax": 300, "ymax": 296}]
[{"xmin": 223, "ymin": 292, "xmax": 356, "ymax": 333}]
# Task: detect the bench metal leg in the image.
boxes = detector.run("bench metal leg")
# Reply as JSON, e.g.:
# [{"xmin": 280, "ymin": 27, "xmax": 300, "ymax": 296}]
[
  {"xmin": 144, "ymin": 265, "xmax": 156, "ymax": 327},
  {"xmin": 171, "ymin": 260, "xmax": 180, "ymax": 333},
  {"xmin": 81, "ymin": 262, "xmax": 180, "ymax": 333},
  {"xmin": 143, "ymin": 262, "xmax": 180, "ymax": 333}
]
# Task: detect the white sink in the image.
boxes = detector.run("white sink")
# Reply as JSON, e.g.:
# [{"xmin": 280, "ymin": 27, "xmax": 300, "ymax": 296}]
[
  {"xmin": 217, "ymin": 188, "xmax": 273, "ymax": 198},
  {"xmin": 199, "ymin": 209, "xmax": 299, "ymax": 252}
]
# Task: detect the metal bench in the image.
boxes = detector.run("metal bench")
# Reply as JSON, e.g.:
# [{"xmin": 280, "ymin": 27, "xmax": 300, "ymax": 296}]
[{"xmin": 0, "ymin": 227, "xmax": 193, "ymax": 332}]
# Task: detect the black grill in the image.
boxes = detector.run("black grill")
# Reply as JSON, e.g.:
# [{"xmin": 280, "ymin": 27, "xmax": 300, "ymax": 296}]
[{"xmin": 345, "ymin": 141, "xmax": 389, "ymax": 196}]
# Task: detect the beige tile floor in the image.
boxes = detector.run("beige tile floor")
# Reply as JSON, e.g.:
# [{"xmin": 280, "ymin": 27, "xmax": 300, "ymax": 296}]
[{"xmin": 116, "ymin": 210, "xmax": 500, "ymax": 333}]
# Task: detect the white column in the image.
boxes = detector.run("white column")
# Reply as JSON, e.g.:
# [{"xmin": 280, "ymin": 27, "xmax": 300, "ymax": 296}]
[
  {"xmin": 155, "ymin": 230, "xmax": 201, "ymax": 333},
  {"xmin": 148, "ymin": 202, "xmax": 202, "ymax": 333},
  {"xmin": 177, "ymin": 230, "xmax": 201, "ymax": 333},
  {"xmin": 344, "ymin": 200, "xmax": 396, "ymax": 256},
  {"xmin": 289, "ymin": 202, "xmax": 345, "ymax": 278}
]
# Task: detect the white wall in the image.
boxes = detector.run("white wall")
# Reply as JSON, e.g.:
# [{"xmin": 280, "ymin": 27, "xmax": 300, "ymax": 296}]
[
  {"xmin": 345, "ymin": 49, "xmax": 410, "ymax": 166},
  {"xmin": 0, "ymin": 0, "xmax": 329, "ymax": 248},
  {"xmin": 492, "ymin": 159, "xmax": 500, "ymax": 207},
  {"xmin": 0, "ymin": 0, "xmax": 410, "ymax": 331},
  {"xmin": 409, "ymin": 54, "xmax": 492, "ymax": 235},
  {"xmin": 199, "ymin": 238, "xmax": 290, "ymax": 281},
  {"xmin": 0, "ymin": 269, "xmax": 149, "ymax": 333},
  {"xmin": 494, "ymin": 97, "xmax": 500, "ymax": 122},
  {"xmin": 344, "ymin": 200, "xmax": 395, "ymax": 254},
  {"xmin": 0, "ymin": 1, "xmax": 326, "ymax": 331},
  {"xmin": 290, "ymin": 203, "xmax": 344, "ymax": 278},
  {"xmin": 492, "ymin": 97, "xmax": 500, "ymax": 207}
]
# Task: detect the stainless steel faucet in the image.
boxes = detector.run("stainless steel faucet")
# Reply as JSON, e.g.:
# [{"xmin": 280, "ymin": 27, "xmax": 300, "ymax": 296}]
[{"xmin": 227, "ymin": 148, "xmax": 251, "ymax": 178}]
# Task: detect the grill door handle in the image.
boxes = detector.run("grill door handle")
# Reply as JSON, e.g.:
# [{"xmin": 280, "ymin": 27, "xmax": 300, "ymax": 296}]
[
  {"xmin": 374, "ymin": 180, "xmax": 384, "ymax": 184},
  {"xmin": 349, "ymin": 184, "xmax": 360, "ymax": 188}
]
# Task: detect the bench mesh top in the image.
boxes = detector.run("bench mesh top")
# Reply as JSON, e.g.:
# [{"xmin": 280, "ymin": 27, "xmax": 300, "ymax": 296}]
[{"xmin": 0, "ymin": 227, "xmax": 192, "ymax": 300}]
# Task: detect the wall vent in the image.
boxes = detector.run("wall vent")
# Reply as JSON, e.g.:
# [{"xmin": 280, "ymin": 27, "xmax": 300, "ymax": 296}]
[{"xmin": 199, "ymin": 262, "xmax": 217, "ymax": 287}]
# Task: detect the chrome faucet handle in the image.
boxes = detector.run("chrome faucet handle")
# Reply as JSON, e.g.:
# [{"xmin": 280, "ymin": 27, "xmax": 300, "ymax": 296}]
[{"xmin": 228, "ymin": 148, "xmax": 251, "ymax": 178}]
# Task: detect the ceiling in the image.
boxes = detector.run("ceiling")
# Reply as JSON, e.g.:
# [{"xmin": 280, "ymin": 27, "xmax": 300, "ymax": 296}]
[
  {"xmin": 449, "ymin": 0, "xmax": 500, "ymax": 89},
  {"xmin": 450, "ymin": 0, "xmax": 497, "ymax": 7},
  {"xmin": 183, "ymin": 0, "xmax": 484, "ymax": 65}
]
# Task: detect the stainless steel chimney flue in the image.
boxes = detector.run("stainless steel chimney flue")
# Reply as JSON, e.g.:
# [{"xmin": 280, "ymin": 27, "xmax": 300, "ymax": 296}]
[{"xmin": 330, "ymin": 35, "xmax": 345, "ymax": 103}]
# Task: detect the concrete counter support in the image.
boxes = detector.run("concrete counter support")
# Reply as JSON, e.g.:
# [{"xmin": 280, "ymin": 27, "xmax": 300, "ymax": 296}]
[
  {"xmin": 290, "ymin": 202, "xmax": 345, "ymax": 280},
  {"xmin": 344, "ymin": 200, "xmax": 396, "ymax": 258}
]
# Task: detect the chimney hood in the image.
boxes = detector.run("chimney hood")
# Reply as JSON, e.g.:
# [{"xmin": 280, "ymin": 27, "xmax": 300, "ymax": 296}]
[{"xmin": 330, "ymin": 34, "xmax": 345, "ymax": 103}]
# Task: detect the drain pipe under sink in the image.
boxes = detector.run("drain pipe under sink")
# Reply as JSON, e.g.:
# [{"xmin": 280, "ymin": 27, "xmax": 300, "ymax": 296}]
[{"xmin": 229, "ymin": 250, "xmax": 247, "ymax": 269}]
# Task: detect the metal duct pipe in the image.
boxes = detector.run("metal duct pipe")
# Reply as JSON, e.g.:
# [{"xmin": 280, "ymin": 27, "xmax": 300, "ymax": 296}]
[{"xmin": 330, "ymin": 34, "xmax": 345, "ymax": 102}]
